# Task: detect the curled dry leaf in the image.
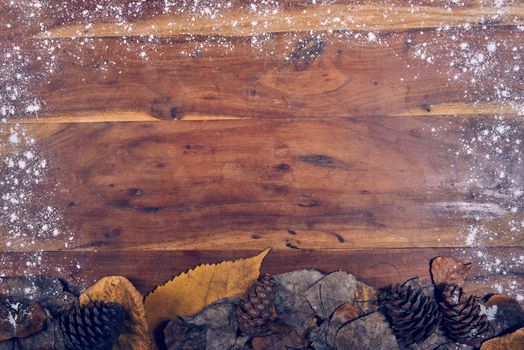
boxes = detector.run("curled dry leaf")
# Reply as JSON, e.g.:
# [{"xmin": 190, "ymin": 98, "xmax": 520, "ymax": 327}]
[
  {"xmin": 0, "ymin": 298, "xmax": 46, "ymax": 341},
  {"xmin": 16, "ymin": 318, "xmax": 65, "ymax": 350},
  {"xmin": 0, "ymin": 276, "xmax": 78, "ymax": 318},
  {"xmin": 326, "ymin": 303, "xmax": 360, "ymax": 347},
  {"xmin": 430, "ymin": 256, "xmax": 472, "ymax": 287},
  {"xmin": 80, "ymin": 276, "xmax": 151, "ymax": 350},
  {"xmin": 483, "ymin": 294, "xmax": 524, "ymax": 337},
  {"xmin": 145, "ymin": 249, "xmax": 270, "ymax": 349},
  {"xmin": 480, "ymin": 326, "xmax": 524, "ymax": 350}
]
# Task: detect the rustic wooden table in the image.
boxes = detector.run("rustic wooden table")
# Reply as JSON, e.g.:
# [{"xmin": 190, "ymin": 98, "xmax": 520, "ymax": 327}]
[{"xmin": 0, "ymin": 1, "xmax": 522, "ymax": 298}]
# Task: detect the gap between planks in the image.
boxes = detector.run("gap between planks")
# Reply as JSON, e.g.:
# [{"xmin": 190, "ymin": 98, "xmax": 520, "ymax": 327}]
[
  {"xmin": 6, "ymin": 112, "xmax": 249, "ymax": 124},
  {"xmin": 5, "ymin": 103, "xmax": 524, "ymax": 124}
]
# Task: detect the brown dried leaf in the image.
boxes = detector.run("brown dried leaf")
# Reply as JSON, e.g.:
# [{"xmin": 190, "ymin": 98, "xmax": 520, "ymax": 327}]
[
  {"xmin": 80, "ymin": 276, "xmax": 151, "ymax": 350},
  {"xmin": 480, "ymin": 326, "xmax": 524, "ymax": 350},
  {"xmin": 252, "ymin": 322, "xmax": 309, "ymax": 350},
  {"xmin": 16, "ymin": 318, "xmax": 66, "ymax": 350},
  {"xmin": 145, "ymin": 249, "xmax": 270, "ymax": 348},
  {"xmin": 331, "ymin": 304, "xmax": 360, "ymax": 323},
  {"xmin": 430, "ymin": 256, "xmax": 472, "ymax": 287},
  {"xmin": 304, "ymin": 271, "xmax": 357, "ymax": 320},
  {"xmin": 163, "ymin": 318, "xmax": 206, "ymax": 350},
  {"xmin": 326, "ymin": 303, "xmax": 360, "ymax": 347},
  {"xmin": 484, "ymin": 294, "xmax": 524, "ymax": 337},
  {"xmin": 335, "ymin": 312, "xmax": 400, "ymax": 350},
  {"xmin": 0, "ymin": 276, "xmax": 78, "ymax": 318},
  {"xmin": 0, "ymin": 298, "xmax": 46, "ymax": 341}
]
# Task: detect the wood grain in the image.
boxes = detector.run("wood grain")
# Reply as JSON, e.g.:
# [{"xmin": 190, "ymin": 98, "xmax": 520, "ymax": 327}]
[
  {"xmin": 1, "ymin": 0, "xmax": 523, "ymax": 39},
  {"xmin": 1, "ymin": 117, "xmax": 521, "ymax": 252},
  {"xmin": 34, "ymin": 4, "xmax": 524, "ymax": 39},
  {"xmin": 0, "ymin": 248, "xmax": 520, "ymax": 298},
  {"xmin": 3, "ymin": 27, "xmax": 523, "ymax": 121}
]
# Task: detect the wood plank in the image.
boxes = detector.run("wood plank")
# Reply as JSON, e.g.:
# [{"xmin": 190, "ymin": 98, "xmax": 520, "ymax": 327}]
[
  {"xmin": 1, "ymin": 117, "xmax": 521, "ymax": 251},
  {"xmin": 0, "ymin": 248, "xmax": 521, "ymax": 299},
  {"xmin": 2, "ymin": 28, "xmax": 523, "ymax": 120},
  {"xmin": 1, "ymin": 0, "xmax": 523, "ymax": 39},
  {"xmin": 33, "ymin": 4, "xmax": 524, "ymax": 39}
]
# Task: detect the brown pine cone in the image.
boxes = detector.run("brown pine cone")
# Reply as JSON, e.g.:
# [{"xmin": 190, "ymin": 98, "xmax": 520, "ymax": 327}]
[
  {"xmin": 382, "ymin": 284, "xmax": 441, "ymax": 347},
  {"xmin": 59, "ymin": 300, "xmax": 125, "ymax": 350},
  {"xmin": 437, "ymin": 284, "xmax": 492, "ymax": 347},
  {"xmin": 236, "ymin": 274, "xmax": 276, "ymax": 336}
]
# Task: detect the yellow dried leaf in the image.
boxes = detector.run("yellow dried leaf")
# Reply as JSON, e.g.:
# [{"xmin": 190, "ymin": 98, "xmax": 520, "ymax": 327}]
[
  {"xmin": 145, "ymin": 249, "xmax": 270, "ymax": 344},
  {"xmin": 80, "ymin": 276, "xmax": 151, "ymax": 350},
  {"xmin": 354, "ymin": 282, "xmax": 379, "ymax": 314}
]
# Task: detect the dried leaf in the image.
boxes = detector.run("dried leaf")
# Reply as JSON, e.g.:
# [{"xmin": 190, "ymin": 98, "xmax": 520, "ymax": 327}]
[
  {"xmin": 335, "ymin": 312, "xmax": 400, "ymax": 350},
  {"xmin": 480, "ymin": 326, "xmax": 524, "ymax": 350},
  {"xmin": 145, "ymin": 249, "xmax": 270, "ymax": 347},
  {"xmin": 484, "ymin": 294, "xmax": 524, "ymax": 337},
  {"xmin": 305, "ymin": 271, "xmax": 357, "ymax": 320},
  {"xmin": 354, "ymin": 281, "xmax": 379, "ymax": 314},
  {"xmin": 0, "ymin": 276, "xmax": 78, "ymax": 317},
  {"xmin": 252, "ymin": 322, "xmax": 309, "ymax": 350},
  {"xmin": 409, "ymin": 330, "xmax": 463, "ymax": 350},
  {"xmin": 308, "ymin": 319, "xmax": 331, "ymax": 350},
  {"xmin": 163, "ymin": 318, "xmax": 206, "ymax": 350},
  {"xmin": 0, "ymin": 298, "xmax": 46, "ymax": 341},
  {"xmin": 80, "ymin": 276, "xmax": 151, "ymax": 350},
  {"xmin": 333, "ymin": 304, "xmax": 360, "ymax": 320},
  {"xmin": 326, "ymin": 304, "xmax": 360, "ymax": 347},
  {"xmin": 189, "ymin": 300, "xmax": 239, "ymax": 350},
  {"xmin": 16, "ymin": 318, "xmax": 66, "ymax": 350},
  {"xmin": 273, "ymin": 269, "xmax": 323, "ymax": 333},
  {"xmin": 430, "ymin": 256, "xmax": 472, "ymax": 287}
]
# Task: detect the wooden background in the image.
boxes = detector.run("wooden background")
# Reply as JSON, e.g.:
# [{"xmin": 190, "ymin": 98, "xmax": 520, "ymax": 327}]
[{"xmin": 0, "ymin": 0, "xmax": 523, "ymax": 297}]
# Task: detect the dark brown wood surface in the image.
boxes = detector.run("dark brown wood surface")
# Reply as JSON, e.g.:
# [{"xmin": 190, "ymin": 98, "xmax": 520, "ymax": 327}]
[
  {"xmin": 0, "ymin": 0, "xmax": 523, "ymax": 296},
  {"xmin": 5, "ymin": 27, "xmax": 523, "ymax": 121},
  {"xmin": 1, "ymin": 116, "xmax": 521, "ymax": 252}
]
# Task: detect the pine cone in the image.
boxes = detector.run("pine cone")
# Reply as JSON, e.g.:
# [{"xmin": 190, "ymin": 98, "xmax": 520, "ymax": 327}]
[
  {"xmin": 59, "ymin": 300, "xmax": 125, "ymax": 350},
  {"xmin": 437, "ymin": 284, "xmax": 492, "ymax": 347},
  {"xmin": 236, "ymin": 274, "xmax": 276, "ymax": 336},
  {"xmin": 382, "ymin": 284, "xmax": 441, "ymax": 347},
  {"xmin": 164, "ymin": 318, "xmax": 206, "ymax": 350}
]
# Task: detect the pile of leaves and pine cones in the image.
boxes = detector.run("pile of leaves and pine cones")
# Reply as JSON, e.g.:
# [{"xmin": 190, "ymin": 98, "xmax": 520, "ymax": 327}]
[{"xmin": 0, "ymin": 251, "xmax": 523, "ymax": 350}]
